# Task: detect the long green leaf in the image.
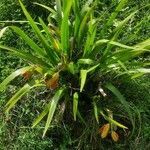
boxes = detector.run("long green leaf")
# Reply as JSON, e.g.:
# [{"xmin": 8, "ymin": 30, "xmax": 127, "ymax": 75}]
[
  {"xmin": 61, "ymin": 0, "xmax": 73, "ymax": 54},
  {"xmin": 0, "ymin": 27, "xmax": 8, "ymax": 38},
  {"xmin": 39, "ymin": 18, "xmax": 61, "ymax": 56},
  {"xmin": 93, "ymin": 101, "xmax": 99, "ymax": 124},
  {"xmin": 33, "ymin": 2, "xmax": 56, "ymax": 15},
  {"xmin": 5, "ymin": 84, "xmax": 31, "ymax": 112},
  {"xmin": 19, "ymin": 0, "xmax": 57, "ymax": 64},
  {"xmin": 118, "ymin": 68, "xmax": 150, "ymax": 79},
  {"xmin": 0, "ymin": 66, "xmax": 32, "ymax": 92},
  {"xmin": 77, "ymin": 7, "xmax": 93, "ymax": 45},
  {"xmin": 5, "ymin": 84, "xmax": 45, "ymax": 113},
  {"xmin": 0, "ymin": 45, "xmax": 51, "ymax": 68},
  {"xmin": 80, "ymin": 0, "xmax": 94, "ymax": 16},
  {"xmin": 92, "ymin": 39, "xmax": 149, "ymax": 59},
  {"xmin": 110, "ymin": 45, "xmax": 150, "ymax": 63},
  {"xmin": 87, "ymin": 64, "xmax": 99, "ymax": 72},
  {"xmin": 73, "ymin": 0, "xmax": 81, "ymax": 38},
  {"xmin": 73, "ymin": 92, "xmax": 79, "ymax": 121},
  {"xmin": 101, "ymin": 0, "xmax": 128, "ymax": 36},
  {"xmin": 101, "ymin": 112, "xmax": 128, "ymax": 129},
  {"xmin": 134, "ymin": 38, "xmax": 150, "ymax": 49},
  {"xmin": 32, "ymin": 102, "xmax": 51, "ymax": 128},
  {"xmin": 43, "ymin": 88, "xmax": 64, "ymax": 137},
  {"xmin": 10, "ymin": 26, "xmax": 46, "ymax": 57},
  {"xmin": 56, "ymin": 0, "xmax": 62, "ymax": 25},
  {"xmin": 80, "ymin": 70, "xmax": 87, "ymax": 92},
  {"xmin": 83, "ymin": 16, "xmax": 97, "ymax": 57},
  {"xmin": 0, "ymin": 20, "xmax": 40, "ymax": 24},
  {"xmin": 121, "ymin": 68, "xmax": 150, "ymax": 74},
  {"xmin": 80, "ymin": 64, "xmax": 99, "ymax": 92},
  {"xmin": 103, "ymin": 11, "xmax": 137, "ymax": 57},
  {"xmin": 106, "ymin": 0, "xmax": 128, "ymax": 27},
  {"xmin": 112, "ymin": 11, "xmax": 137, "ymax": 41},
  {"xmin": 134, "ymin": 68, "xmax": 150, "ymax": 73},
  {"xmin": 78, "ymin": 59, "xmax": 94, "ymax": 65},
  {"xmin": 105, "ymin": 83, "xmax": 133, "ymax": 125},
  {"xmin": 93, "ymin": 39, "xmax": 148, "ymax": 51}
]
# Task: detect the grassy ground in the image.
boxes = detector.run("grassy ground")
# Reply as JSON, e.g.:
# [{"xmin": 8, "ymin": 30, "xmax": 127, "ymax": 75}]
[{"xmin": 0, "ymin": 0, "xmax": 150, "ymax": 149}]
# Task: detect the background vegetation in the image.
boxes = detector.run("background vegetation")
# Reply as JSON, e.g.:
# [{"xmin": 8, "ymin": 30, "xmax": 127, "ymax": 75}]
[{"xmin": 0, "ymin": 0, "xmax": 150, "ymax": 149}]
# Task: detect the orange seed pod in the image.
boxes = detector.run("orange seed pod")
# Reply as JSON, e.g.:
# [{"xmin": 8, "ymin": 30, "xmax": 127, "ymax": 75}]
[
  {"xmin": 111, "ymin": 131, "xmax": 119, "ymax": 142},
  {"xmin": 45, "ymin": 72, "xmax": 59, "ymax": 90},
  {"xmin": 22, "ymin": 71, "xmax": 32, "ymax": 80},
  {"xmin": 99, "ymin": 123, "xmax": 110, "ymax": 139}
]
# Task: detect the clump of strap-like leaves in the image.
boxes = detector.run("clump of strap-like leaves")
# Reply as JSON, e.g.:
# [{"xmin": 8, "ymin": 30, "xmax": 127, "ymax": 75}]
[{"xmin": 0, "ymin": 0, "xmax": 150, "ymax": 138}]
